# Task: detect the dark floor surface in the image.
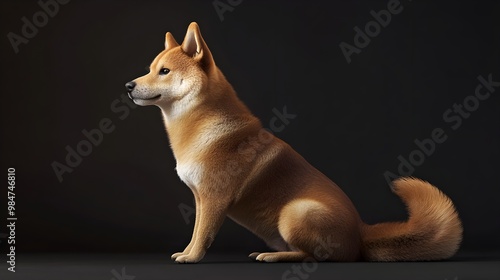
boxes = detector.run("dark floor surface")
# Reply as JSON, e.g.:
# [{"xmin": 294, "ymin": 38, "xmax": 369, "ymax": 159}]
[{"xmin": 0, "ymin": 252, "xmax": 499, "ymax": 280}]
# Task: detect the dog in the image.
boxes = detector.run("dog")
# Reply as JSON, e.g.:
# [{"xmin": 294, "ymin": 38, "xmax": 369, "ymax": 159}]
[{"xmin": 125, "ymin": 22, "xmax": 462, "ymax": 263}]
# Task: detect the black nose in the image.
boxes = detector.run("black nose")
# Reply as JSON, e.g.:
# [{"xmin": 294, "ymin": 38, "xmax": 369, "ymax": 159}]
[{"xmin": 125, "ymin": 81, "xmax": 136, "ymax": 92}]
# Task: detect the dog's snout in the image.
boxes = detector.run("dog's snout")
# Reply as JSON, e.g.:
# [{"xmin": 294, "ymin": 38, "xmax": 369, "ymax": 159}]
[{"xmin": 125, "ymin": 81, "xmax": 136, "ymax": 92}]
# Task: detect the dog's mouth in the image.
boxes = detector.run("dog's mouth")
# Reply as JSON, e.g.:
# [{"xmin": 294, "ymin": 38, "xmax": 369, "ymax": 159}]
[{"xmin": 129, "ymin": 94, "xmax": 161, "ymax": 101}]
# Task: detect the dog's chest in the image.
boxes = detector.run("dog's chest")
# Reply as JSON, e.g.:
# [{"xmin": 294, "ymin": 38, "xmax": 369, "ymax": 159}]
[
  {"xmin": 176, "ymin": 162, "xmax": 204, "ymax": 190},
  {"xmin": 172, "ymin": 120, "xmax": 240, "ymax": 190}
]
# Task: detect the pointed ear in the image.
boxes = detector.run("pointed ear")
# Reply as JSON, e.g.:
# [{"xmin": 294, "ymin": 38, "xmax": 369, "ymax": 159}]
[
  {"xmin": 181, "ymin": 22, "xmax": 214, "ymax": 69},
  {"xmin": 165, "ymin": 32, "xmax": 179, "ymax": 50}
]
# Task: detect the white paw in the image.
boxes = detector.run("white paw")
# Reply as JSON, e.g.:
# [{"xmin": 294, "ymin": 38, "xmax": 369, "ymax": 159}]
[
  {"xmin": 174, "ymin": 253, "xmax": 203, "ymax": 264},
  {"xmin": 255, "ymin": 253, "xmax": 279, "ymax": 262},
  {"xmin": 171, "ymin": 252, "xmax": 186, "ymax": 261}
]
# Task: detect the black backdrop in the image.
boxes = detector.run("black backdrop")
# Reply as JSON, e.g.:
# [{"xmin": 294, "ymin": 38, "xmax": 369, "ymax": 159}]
[{"xmin": 1, "ymin": 0, "xmax": 499, "ymax": 255}]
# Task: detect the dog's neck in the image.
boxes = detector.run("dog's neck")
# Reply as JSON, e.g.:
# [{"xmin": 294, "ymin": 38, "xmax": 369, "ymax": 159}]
[
  {"xmin": 159, "ymin": 92, "xmax": 201, "ymax": 126},
  {"xmin": 157, "ymin": 80, "xmax": 260, "ymax": 163}
]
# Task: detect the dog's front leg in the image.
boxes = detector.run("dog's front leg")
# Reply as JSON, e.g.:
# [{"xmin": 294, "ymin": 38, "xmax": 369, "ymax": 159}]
[
  {"xmin": 174, "ymin": 195, "xmax": 229, "ymax": 264},
  {"xmin": 171, "ymin": 191, "xmax": 201, "ymax": 261}
]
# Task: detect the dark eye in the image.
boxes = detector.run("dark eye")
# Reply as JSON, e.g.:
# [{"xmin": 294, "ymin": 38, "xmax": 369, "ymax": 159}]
[{"xmin": 159, "ymin": 68, "xmax": 170, "ymax": 75}]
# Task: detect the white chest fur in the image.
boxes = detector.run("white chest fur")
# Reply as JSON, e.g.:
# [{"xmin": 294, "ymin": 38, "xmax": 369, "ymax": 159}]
[{"xmin": 176, "ymin": 162, "xmax": 204, "ymax": 190}]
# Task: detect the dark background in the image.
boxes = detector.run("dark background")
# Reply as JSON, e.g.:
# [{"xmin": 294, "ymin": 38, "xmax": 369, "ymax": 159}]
[{"xmin": 0, "ymin": 0, "xmax": 499, "ymax": 256}]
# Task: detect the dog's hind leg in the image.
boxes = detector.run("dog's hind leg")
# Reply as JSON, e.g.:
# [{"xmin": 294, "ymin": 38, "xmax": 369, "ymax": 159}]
[{"xmin": 252, "ymin": 198, "xmax": 360, "ymax": 262}]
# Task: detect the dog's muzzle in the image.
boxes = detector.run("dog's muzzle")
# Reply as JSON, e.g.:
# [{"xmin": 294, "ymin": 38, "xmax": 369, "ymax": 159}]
[{"xmin": 125, "ymin": 81, "xmax": 136, "ymax": 99}]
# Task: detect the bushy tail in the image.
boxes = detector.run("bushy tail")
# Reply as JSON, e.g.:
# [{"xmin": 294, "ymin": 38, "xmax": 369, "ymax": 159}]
[{"xmin": 361, "ymin": 177, "xmax": 463, "ymax": 261}]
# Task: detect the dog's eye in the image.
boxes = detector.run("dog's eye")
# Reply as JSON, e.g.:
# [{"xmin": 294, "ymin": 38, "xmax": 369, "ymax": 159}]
[{"xmin": 159, "ymin": 68, "xmax": 170, "ymax": 75}]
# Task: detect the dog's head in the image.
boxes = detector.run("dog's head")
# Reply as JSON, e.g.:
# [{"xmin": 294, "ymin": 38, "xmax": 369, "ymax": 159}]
[{"xmin": 125, "ymin": 22, "xmax": 215, "ymax": 107}]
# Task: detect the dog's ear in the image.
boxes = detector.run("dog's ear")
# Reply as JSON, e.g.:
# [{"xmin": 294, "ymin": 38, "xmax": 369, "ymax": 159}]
[
  {"xmin": 181, "ymin": 22, "xmax": 214, "ymax": 69},
  {"xmin": 165, "ymin": 32, "xmax": 179, "ymax": 50}
]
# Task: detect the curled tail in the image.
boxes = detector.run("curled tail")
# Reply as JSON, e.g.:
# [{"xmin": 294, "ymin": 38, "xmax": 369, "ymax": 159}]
[{"xmin": 361, "ymin": 177, "xmax": 463, "ymax": 261}]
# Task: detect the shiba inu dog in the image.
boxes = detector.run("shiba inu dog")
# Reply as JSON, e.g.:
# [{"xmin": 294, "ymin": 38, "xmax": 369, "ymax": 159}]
[{"xmin": 125, "ymin": 22, "xmax": 462, "ymax": 263}]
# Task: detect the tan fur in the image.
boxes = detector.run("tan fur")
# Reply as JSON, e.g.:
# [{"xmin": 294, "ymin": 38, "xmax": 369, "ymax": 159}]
[
  {"xmin": 361, "ymin": 177, "xmax": 463, "ymax": 261},
  {"xmin": 126, "ymin": 22, "xmax": 463, "ymax": 263}
]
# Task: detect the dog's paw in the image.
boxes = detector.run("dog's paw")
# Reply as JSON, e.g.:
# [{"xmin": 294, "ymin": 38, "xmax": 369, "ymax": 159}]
[
  {"xmin": 254, "ymin": 253, "xmax": 280, "ymax": 263},
  {"xmin": 248, "ymin": 252, "xmax": 261, "ymax": 260},
  {"xmin": 174, "ymin": 253, "xmax": 203, "ymax": 264},
  {"xmin": 171, "ymin": 252, "xmax": 186, "ymax": 261}
]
